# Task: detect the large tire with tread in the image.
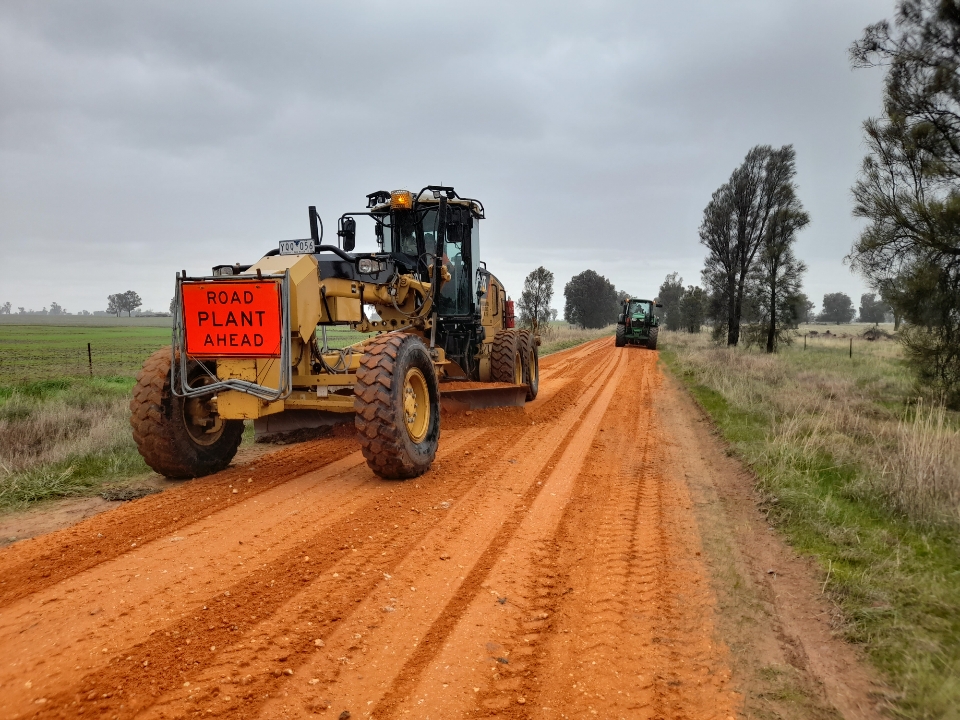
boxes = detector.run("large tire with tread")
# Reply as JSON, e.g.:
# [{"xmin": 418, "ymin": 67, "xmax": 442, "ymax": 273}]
[
  {"xmin": 518, "ymin": 329, "xmax": 539, "ymax": 401},
  {"xmin": 130, "ymin": 347, "xmax": 244, "ymax": 479},
  {"xmin": 491, "ymin": 329, "xmax": 523, "ymax": 385},
  {"xmin": 615, "ymin": 324, "xmax": 626, "ymax": 347},
  {"xmin": 355, "ymin": 333, "xmax": 440, "ymax": 480},
  {"xmin": 647, "ymin": 327, "xmax": 659, "ymax": 350}
]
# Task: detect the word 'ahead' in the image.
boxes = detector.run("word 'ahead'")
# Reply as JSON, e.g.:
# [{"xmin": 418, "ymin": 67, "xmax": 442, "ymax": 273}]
[{"xmin": 182, "ymin": 281, "xmax": 283, "ymax": 357}]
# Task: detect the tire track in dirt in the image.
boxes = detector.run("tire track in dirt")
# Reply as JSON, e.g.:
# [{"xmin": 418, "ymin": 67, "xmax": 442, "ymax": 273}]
[
  {"xmin": 1, "ymin": 340, "xmax": 616, "ymax": 719},
  {"xmin": 365, "ymin": 343, "xmax": 629, "ymax": 719},
  {"xmin": 0, "ymin": 437, "xmax": 358, "ymax": 607}
]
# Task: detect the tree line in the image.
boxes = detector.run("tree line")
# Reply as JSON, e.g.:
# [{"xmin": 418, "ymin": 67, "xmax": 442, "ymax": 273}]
[{"xmin": 0, "ymin": 291, "xmax": 151, "ymax": 317}]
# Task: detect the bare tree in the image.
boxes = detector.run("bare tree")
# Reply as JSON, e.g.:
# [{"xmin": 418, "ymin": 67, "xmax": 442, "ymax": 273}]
[
  {"xmin": 0, "ymin": 302, "xmax": 10, "ymax": 315},
  {"xmin": 700, "ymin": 145, "xmax": 800, "ymax": 345}
]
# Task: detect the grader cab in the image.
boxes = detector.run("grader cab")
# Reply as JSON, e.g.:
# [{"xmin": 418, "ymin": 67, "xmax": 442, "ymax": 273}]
[{"xmin": 130, "ymin": 186, "xmax": 539, "ymax": 480}]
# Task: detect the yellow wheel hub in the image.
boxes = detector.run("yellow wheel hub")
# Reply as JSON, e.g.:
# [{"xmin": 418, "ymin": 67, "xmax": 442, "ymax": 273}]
[
  {"xmin": 403, "ymin": 367, "xmax": 430, "ymax": 443},
  {"xmin": 528, "ymin": 348, "xmax": 538, "ymax": 386},
  {"xmin": 513, "ymin": 351, "xmax": 523, "ymax": 385}
]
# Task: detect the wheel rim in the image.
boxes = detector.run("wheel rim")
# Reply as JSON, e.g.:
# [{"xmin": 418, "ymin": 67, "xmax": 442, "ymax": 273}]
[
  {"xmin": 528, "ymin": 348, "xmax": 538, "ymax": 387},
  {"xmin": 513, "ymin": 351, "xmax": 523, "ymax": 384},
  {"xmin": 182, "ymin": 395, "xmax": 225, "ymax": 446},
  {"xmin": 403, "ymin": 367, "xmax": 430, "ymax": 443}
]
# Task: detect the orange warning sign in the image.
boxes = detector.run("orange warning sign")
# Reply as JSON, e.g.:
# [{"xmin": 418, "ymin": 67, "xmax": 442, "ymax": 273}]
[{"xmin": 181, "ymin": 281, "xmax": 283, "ymax": 357}]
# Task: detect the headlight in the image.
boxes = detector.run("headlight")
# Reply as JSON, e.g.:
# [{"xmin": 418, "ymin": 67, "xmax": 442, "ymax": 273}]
[{"xmin": 357, "ymin": 258, "xmax": 380, "ymax": 274}]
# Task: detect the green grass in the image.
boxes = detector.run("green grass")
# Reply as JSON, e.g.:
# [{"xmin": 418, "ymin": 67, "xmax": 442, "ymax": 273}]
[{"xmin": 661, "ymin": 333, "xmax": 960, "ymax": 719}]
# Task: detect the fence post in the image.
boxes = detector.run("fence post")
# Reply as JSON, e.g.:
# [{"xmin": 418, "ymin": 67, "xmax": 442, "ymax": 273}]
[
  {"xmin": 87, "ymin": 343, "xmax": 93, "ymax": 376},
  {"xmin": 849, "ymin": 337, "xmax": 852, "ymax": 359},
  {"xmin": 804, "ymin": 334, "xmax": 807, "ymax": 351}
]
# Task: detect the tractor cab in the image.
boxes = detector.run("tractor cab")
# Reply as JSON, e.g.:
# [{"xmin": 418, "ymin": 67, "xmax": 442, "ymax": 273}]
[{"xmin": 626, "ymin": 299, "xmax": 653, "ymax": 323}]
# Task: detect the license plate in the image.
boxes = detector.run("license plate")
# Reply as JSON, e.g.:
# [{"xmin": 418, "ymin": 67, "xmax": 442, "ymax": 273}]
[
  {"xmin": 278, "ymin": 239, "xmax": 316, "ymax": 255},
  {"xmin": 181, "ymin": 281, "xmax": 283, "ymax": 357}
]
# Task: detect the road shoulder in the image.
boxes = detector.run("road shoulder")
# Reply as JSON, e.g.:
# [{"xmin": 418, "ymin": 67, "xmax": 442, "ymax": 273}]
[{"xmin": 656, "ymin": 364, "xmax": 888, "ymax": 719}]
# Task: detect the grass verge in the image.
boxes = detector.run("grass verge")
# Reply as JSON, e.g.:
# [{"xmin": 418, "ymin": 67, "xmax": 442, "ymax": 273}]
[
  {"xmin": 0, "ymin": 376, "xmax": 152, "ymax": 511},
  {"xmin": 660, "ymin": 331, "xmax": 960, "ymax": 719}
]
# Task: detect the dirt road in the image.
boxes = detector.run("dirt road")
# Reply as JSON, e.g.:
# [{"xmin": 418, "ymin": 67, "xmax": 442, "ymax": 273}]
[{"xmin": 0, "ymin": 338, "xmax": 881, "ymax": 719}]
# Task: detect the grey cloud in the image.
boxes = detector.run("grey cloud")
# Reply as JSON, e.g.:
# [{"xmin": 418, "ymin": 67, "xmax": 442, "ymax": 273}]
[{"xmin": 0, "ymin": 0, "xmax": 891, "ymax": 313}]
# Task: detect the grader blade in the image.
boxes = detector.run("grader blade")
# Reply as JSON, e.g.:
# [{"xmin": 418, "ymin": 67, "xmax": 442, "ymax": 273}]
[{"xmin": 439, "ymin": 383, "xmax": 529, "ymax": 412}]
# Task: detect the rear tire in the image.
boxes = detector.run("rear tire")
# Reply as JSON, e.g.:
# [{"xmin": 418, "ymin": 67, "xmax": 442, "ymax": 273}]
[
  {"xmin": 647, "ymin": 327, "xmax": 659, "ymax": 350},
  {"xmin": 615, "ymin": 325, "xmax": 626, "ymax": 347},
  {"xmin": 491, "ymin": 329, "xmax": 523, "ymax": 385},
  {"xmin": 130, "ymin": 347, "xmax": 243, "ymax": 479},
  {"xmin": 355, "ymin": 333, "xmax": 440, "ymax": 480},
  {"xmin": 518, "ymin": 329, "xmax": 539, "ymax": 401}
]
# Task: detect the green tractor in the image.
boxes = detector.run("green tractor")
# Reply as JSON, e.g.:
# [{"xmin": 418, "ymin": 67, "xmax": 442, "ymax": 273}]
[{"xmin": 615, "ymin": 298, "xmax": 662, "ymax": 349}]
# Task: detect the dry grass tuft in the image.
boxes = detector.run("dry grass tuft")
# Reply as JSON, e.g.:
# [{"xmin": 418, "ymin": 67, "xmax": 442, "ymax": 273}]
[{"xmin": 882, "ymin": 400, "xmax": 960, "ymax": 525}]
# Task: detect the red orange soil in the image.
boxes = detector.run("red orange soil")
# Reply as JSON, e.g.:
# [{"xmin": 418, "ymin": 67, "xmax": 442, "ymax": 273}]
[{"xmin": 0, "ymin": 338, "xmax": 885, "ymax": 719}]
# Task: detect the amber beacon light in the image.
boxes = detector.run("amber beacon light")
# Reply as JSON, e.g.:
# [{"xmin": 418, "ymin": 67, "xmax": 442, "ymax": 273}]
[{"xmin": 390, "ymin": 189, "xmax": 413, "ymax": 209}]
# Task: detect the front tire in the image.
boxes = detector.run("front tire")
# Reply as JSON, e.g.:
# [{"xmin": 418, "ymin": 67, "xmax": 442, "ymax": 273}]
[
  {"xmin": 615, "ymin": 324, "xmax": 626, "ymax": 347},
  {"xmin": 518, "ymin": 329, "xmax": 539, "ymax": 401},
  {"xmin": 130, "ymin": 347, "xmax": 244, "ymax": 479},
  {"xmin": 355, "ymin": 333, "xmax": 440, "ymax": 480},
  {"xmin": 647, "ymin": 327, "xmax": 659, "ymax": 350}
]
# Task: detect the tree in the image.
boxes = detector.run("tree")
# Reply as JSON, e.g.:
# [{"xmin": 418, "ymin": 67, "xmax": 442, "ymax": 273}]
[
  {"xmin": 858, "ymin": 293, "xmax": 891, "ymax": 323},
  {"xmin": 786, "ymin": 293, "xmax": 815, "ymax": 325},
  {"xmin": 564, "ymin": 270, "xmax": 619, "ymax": 329},
  {"xmin": 818, "ymin": 293, "xmax": 855, "ymax": 324},
  {"xmin": 108, "ymin": 290, "xmax": 143, "ymax": 317},
  {"xmin": 0, "ymin": 302, "xmax": 10, "ymax": 315},
  {"xmin": 851, "ymin": 0, "xmax": 960, "ymax": 404},
  {"xmin": 754, "ymin": 200, "xmax": 809, "ymax": 352},
  {"xmin": 679, "ymin": 286, "xmax": 707, "ymax": 333},
  {"xmin": 700, "ymin": 145, "xmax": 802, "ymax": 346},
  {"xmin": 17, "ymin": 307, "xmax": 25, "ymax": 314},
  {"xmin": 49, "ymin": 302, "xmax": 65, "ymax": 316},
  {"xmin": 517, "ymin": 267, "xmax": 555, "ymax": 336},
  {"xmin": 657, "ymin": 273, "xmax": 685, "ymax": 331}
]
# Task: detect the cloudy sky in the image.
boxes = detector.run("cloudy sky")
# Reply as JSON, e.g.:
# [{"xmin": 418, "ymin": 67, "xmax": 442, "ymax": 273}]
[{"xmin": 0, "ymin": 0, "xmax": 891, "ymax": 316}]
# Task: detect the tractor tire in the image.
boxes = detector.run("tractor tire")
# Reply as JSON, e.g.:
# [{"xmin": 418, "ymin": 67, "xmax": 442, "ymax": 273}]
[
  {"xmin": 354, "ymin": 333, "xmax": 440, "ymax": 480},
  {"xmin": 491, "ymin": 329, "xmax": 523, "ymax": 385},
  {"xmin": 647, "ymin": 327, "xmax": 659, "ymax": 350},
  {"xmin": 518, "ymin": 329, "xmax": 539, "ymax": 401},
  {"xmin": 615, "ymin": 324, "xmax": 626, "ymax": 347},
  {"xmin": 130, "ymin": 347, "xmax": 243, "ymax": 479}
]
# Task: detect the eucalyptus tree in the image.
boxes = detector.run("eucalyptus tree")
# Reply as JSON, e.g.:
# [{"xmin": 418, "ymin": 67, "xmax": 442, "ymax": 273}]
[
  {"xmin": 851, "ymin": 0, "xmax": 960, "ymax": 405},
  {"xmin": 700, "ymin": 145, "xmax": 803, "ymax": 346}
]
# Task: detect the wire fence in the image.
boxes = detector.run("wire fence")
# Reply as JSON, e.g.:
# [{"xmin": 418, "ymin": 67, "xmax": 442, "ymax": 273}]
[{"xmin": 0, "ymin": 329, "xmax": 370, "ymax": 383}]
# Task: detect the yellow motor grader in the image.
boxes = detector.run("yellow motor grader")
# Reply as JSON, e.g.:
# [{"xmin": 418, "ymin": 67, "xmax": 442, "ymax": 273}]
[{"xmin": 130, "ymin": 186, "xmax": 539, "ymax": 480}]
